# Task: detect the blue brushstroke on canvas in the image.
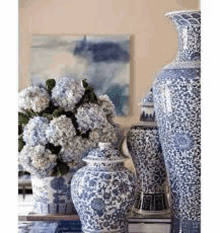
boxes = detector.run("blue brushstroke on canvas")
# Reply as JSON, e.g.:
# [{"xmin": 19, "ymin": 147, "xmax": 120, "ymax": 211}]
[
  {"xmin": 73, "ymin": 37, "xmax": 130, "ymax": 116},
  {"xmin": 74, "ymin": 39, "xmax": 129, "ymax": 63},
  {"xmin": 105, "ymin": 84, "xmax": 129, "ymax": 116}
]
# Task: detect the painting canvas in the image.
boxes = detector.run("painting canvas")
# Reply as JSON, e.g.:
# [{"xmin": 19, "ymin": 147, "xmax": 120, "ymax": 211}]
[{"xmin": 28, "ymin": 35, "xmax": 130, "ymax": 116}]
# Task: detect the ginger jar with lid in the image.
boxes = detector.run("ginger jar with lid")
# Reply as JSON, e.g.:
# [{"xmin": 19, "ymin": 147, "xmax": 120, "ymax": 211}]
[{"xmin": 71, "ymin": 142, "xmax": 136, "ymax": 233}]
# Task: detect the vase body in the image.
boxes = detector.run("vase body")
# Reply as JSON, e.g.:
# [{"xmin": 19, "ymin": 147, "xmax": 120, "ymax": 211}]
[
  {"xmin": 153, "ymin": 10, "xmax": 201, "ymax": 232},
  {"xmin": 126, "ymin": 88, "xmax": 169, "ymax": 214},
  {"xmin": 31, "ymin": 170, "xmax": 77, "ymax": 214},
  {"xmin": 71, "ymin": 143, "xmax": 136, "ymax": 233}
]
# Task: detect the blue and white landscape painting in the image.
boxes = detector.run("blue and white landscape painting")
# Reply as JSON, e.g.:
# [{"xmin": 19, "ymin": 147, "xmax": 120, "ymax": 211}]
[{"xmin": 28, "ymin": 35, "xmax": 130, "ymax": 116}]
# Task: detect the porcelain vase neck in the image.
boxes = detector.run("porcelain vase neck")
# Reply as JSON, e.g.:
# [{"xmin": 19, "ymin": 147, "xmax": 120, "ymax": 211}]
[{"xmin": 167, "ymin": 10, "xmax": 201, "ymax": 63}]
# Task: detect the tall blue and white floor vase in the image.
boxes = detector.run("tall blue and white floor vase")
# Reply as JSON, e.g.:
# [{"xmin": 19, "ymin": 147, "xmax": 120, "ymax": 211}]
[
  {"xmin": 153, "ymin": 10, "xmax": 201, "ymax": 233},
  {"xmin": 71, "ymin": 143, "xmax": 136, "ymax": 233},
  {"xmin": 126, "ymin": 88, "xmax": 169, "ymax": 215}
]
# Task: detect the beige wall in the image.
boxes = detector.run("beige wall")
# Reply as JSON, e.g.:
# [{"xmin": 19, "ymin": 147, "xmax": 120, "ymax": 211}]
[{"xmin": 19, "ymin": 0, "xmax": 199, "ymax": 128}]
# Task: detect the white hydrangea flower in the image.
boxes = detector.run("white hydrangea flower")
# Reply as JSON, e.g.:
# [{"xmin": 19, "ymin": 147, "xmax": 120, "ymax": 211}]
[
  {"xmin": 18, "ymin": 85, "xmax": 50, "ymax": 113},
  {"xmin": 46, "ymin": 115, "xmax": 76, "ymax": 146},
  {"xmin": 98, "ymin": 94, "xmax": 116, "ymax": 118},
  {"xmin": 67, "ymin": 161, "xmax": 79, "ymax": 170},
  {"xmin": 18, "ymin": 145, "xmax": 57, "ymax": 177},
  {"xmin": 76, "ymin": 103, "xmax": 108, "ymax": 133},
  {"xmin": 89, "ymin": 122, "xmax": 118, "ymax": 145},
  {"xmin": 23, "ymin": 116, "xmax": 49, "ymax": 146},
  {"xmin": 32, "ymin": 152, "xmax": 57, "ymax": 171},
  {"xmin": 51, "ymin": 77, "xmax": 85, "ymax": 112},
  {"xmin": 59, "ymin": 137, "xmax": 96, "ymax": 163}
]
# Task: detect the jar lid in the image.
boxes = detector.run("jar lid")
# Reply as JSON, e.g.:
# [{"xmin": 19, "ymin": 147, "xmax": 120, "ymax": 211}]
[
  {"xmin": 83, "ymin": 142, "xmax": 127, "ymax": 163},
  {"xmin": 140, "ymin": 87, "xmax": 154, "ymax": 107}
]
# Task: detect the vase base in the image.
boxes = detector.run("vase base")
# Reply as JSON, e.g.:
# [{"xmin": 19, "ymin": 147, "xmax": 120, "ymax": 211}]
[
  {"xmin": 82, "ymin": 227, "xmax": 128, "ymax": 233},
  {"xmin": 33, "ymin": 201, "xmax": 77, "ymax": 215},
  {"xmin": 82, "ymin": 222, "xmax": 128, "ymax": 233},
  {"xmin": 133, "ymin": 208, "xmax": 170, "ymax": 216},
  {"xmin": 171, "ymin": 218, "xmax": 200, "ymax": 233},
  {"xmin": 134, "ymin": 193, "xmax": 169, "ymax": 212}
]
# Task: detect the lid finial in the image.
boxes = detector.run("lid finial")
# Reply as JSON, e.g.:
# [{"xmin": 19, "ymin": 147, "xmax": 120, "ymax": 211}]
[{"xmin": 99, "ymin": 142, "xmax": 112, "ymax": 150}]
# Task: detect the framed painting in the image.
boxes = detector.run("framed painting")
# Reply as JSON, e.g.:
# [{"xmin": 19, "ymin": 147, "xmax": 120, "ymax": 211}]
[{"xmin": 28, "ymin": 35, "xmax": 130, "ymax": 116}]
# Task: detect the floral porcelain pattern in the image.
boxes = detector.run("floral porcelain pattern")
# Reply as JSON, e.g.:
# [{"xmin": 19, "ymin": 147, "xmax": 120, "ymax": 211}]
[
  {"xmin": 167, "ymin": 11, "xmax": 201, "ymax": 62},
  {"xmin": 127, "ymin": 126, "xmax": 167, "ymax": 189},
  {"xmin": 126, "ymin": 89, "xmax": 169, "ymax": 213},
  {"xmin": 31, "ymin": 170, "xmax": 77, "ymax": 214},
  {"xmin": 71, "ymin": 143, "xmax": 136, "ymax": 233},
  {"xmin": 153, "ymin": 69, "xmax": 201, "ymax": 221},
  {"xmin": 153, "ymin": 10, "xmax": 201, "ymax": 233}
]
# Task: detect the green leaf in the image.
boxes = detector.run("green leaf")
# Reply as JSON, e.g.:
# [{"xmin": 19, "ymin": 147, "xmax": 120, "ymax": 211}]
[
  {"xmin": 75, "ymin": 83, "xmax": 98, "ymax": 108},
  {"xmin": 18, "ymin": 125, "xmax": 23, "ymax": 135},
  {"xmin": 24, "ymin": 110, "xmax": 35, "ymax": 118},
  {"xmin": 82, "ymin": 79, "xmax": 88, "ymax": 88},
  {"xmin": 18, "ymin": 137, "xmax": 24, "ymax": 152},
  {"xmin": 46, "ymin": 79, "xmax": 56, "ymax": 93},
  {"xmin": 58, "ymin": 162, "xmax": 70, "ymax": 175},
  {"xmin": 42, "ymin": 113, "xmax": 53, "ymax": 121},
  {"xmin": 18, "ymin": 112, "xmax": 29, "ymax": 125},
  {"xmin": 29, "ymin": 109, "xmax": 37, "ymax": 117},
  {"xmin": 51, "ymin": 166, "xmax": 61, "ymax": 176},
  {"xmin": 84, "ymin": 86, "xmax": 98, "ymax": 102},
  {"xmin": 41, "ymin": 101, "xmax": 56, "ymax": 115},
  {"xmin": 52, "ymin": 108, "xmax": 64, "ymax": 118},
  {"xmin": 51, "ymin": 161, "xmax": 70, "ymax": 177}
]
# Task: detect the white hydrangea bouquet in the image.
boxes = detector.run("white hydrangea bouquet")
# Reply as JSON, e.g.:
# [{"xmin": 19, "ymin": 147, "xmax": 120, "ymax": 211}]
[{"xmin": 18, "ymin": 77, "xmax": 120, "ymax": 179}]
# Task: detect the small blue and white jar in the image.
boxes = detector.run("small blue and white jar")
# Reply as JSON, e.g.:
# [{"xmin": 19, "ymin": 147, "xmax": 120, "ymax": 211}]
[
  {"xmin": 71, "ymin": 142, "xmax": 136, "ymax": 233},
  {"xmin": 126, "ymin": 88, "xmax": 169, "ymax": 215}
]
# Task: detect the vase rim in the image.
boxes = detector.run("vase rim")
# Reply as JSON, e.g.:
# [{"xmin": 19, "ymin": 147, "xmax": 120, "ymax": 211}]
[
  {"xmin": 165, "ymin": 10, "xmax": 201, "ymax": 17},
  {"xmin": 82, "ymin": 158, "xmax": 126, "ymax": 163}
]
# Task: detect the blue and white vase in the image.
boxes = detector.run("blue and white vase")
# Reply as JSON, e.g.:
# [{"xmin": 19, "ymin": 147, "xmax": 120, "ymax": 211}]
[
  {"xmin": 153, "ymin": 10, "xmax": 201, "ymax": 232},
  {"xmin": 71, "ymin": 142, "xmax": 136, "ymax": 233},
  {"xmin": 31, "ymin": 170, "xmax": 77, "ymax": 214},
  {"xmin": 126, "ymin": 88, "xmax": 169, "ymax": 215}
]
